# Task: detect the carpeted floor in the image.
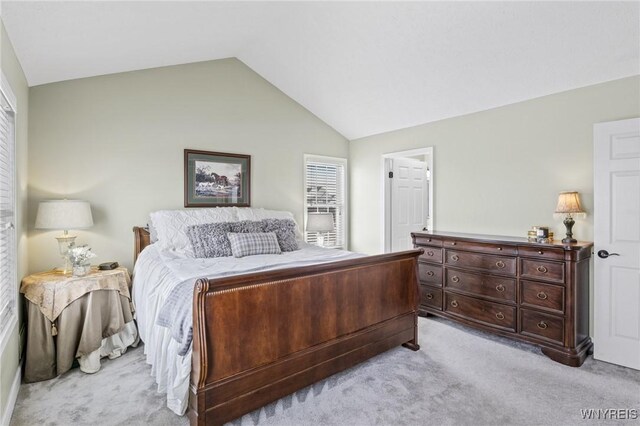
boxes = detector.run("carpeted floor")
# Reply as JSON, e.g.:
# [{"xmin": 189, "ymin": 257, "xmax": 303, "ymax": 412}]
[{"xmin": 10, "ymin": 317, "xmax": 640, "ymax": 426}]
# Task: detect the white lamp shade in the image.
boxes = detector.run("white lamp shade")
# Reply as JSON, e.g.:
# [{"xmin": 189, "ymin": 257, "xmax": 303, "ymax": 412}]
[
  {"xmin": 35, "ymin": 200, "xmax": 94, "ymax": 230},
  {"xmin": 306, "ymin": 213, "xmax": 334, "ymax": 232}
]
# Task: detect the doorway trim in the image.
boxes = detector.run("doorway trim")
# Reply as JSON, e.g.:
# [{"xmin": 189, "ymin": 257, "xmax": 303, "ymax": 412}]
[{"xmin": 381, "ymin": 147, "xmax": 434, "ymax": 253}]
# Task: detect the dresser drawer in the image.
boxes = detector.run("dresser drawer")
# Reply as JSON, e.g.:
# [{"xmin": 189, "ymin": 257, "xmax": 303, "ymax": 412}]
[
  {"xmin": 420, "ymin": 284, "xmax": 442, "ymax": 311},
  {"xmin": 444, "ymin": 292, "xmax": 516, "ymax": 332},
  {"xmin": 520, "ymin": 280, "xmax": 565, "ymax": 314},
  {"xmin": 445, "ymin": 250, "xmax": 516, "ymax": 276},
  {"xmin": 520, "ymin": 309, "xmax": 565, "ymax": 345},
  {"xmin": 418, "ymin": 262, "xmax": 443, "ymax": 286},
  {"xmin": 445, "ymin": 268, "xmax": 515, "ymax": 302},
  {"xmin": 520, "ymin": 259, "xmax": 565, "ymax": 284},
  {"xmin": 419, "ymin": 247, "xmax": 443, "ymax": 264},
  {"xmin": 413, "ymin": 235, "xmax": 443, "ymax": 248},
  {"xmin": 518, "ymin": 246, "xmax": 565, "ymax": 261},
  {"xmin": 444, "ymin": 240, "xmax": 517, "ymax": 256}
]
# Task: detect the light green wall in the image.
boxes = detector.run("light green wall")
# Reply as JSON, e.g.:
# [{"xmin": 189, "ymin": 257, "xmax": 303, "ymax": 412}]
[
  {"xmin": 28, "ymin": 58, "xmax": 349, "ymax": 273},
  {"xmin": 349, "ymin": 75, "xmax": 640, "ymax": 254},
  {"xmin": 0, "ymin": 19, "xmax": 28, "ymax": 422}
]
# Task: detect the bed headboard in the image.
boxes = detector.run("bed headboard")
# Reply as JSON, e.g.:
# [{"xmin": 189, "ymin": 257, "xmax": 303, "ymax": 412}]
[{"xmin": 133, "ymin": 226, "xmax": 151, "ymax": 265}]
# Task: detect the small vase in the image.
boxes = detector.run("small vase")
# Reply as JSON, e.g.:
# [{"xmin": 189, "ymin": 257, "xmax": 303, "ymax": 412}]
[{"xmin": 72, "ymin": 264, "xmax": 90, "ymax": 277}]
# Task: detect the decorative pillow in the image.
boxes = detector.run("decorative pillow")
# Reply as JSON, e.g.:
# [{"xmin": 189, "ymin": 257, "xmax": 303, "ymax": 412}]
[
  {"xmin": 227, "ymin": 232, "xmax": 282, "ymax": 258},
  {"xmin": 235, "ymin": 208, "xmax": 304, "ymax": 240},
  {"xmin": 186, "ymin": 222, "xmax": 234, "ymax": 258},
  {"xmin": 230, "ymin": 220, "xmax": 264, "ymax": 234},
  {"xmin": 150, "ymin": 208, "xmax": 238, "ymax": 256},
  {"xmin": 261, "ymin": 218, "xmax": 300, "ymax": 252}
]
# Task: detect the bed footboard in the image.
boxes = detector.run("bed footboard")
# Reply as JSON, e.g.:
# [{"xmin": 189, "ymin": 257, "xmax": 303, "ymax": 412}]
[{"xmin": 188, "ymin": 250, "xmax": 422, "ymax": 425}]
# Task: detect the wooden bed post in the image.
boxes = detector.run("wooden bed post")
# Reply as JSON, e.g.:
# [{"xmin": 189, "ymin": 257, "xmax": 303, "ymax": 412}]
[
  {"xmin": 188, "ymin": 278, "xmax": 210, "ymax": 426},
  {"xmin": 402, "ymin": 252, "xmax": 423, "ymax": 351},
  {"xmin": 132, "ymin": 226, "xmax": 150, "ymax": 265}
]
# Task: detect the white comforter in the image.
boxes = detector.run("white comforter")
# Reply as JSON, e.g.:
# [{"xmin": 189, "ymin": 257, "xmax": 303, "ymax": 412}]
[{"xmin": 132, "ymin": 242, "xmax": 361, "ymax": 415}]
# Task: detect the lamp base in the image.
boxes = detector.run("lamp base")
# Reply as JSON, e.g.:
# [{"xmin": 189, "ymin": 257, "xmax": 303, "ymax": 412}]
[
  {"xmin": 55, "ymin": 234, "xmax": 76, "ymax": 275},
  {"xmin": 562, "ymin": 216, "xmax": 577, "ymax": 244}
]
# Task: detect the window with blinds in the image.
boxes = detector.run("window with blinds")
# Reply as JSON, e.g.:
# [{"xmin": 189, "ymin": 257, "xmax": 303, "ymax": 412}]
[
  {"xmin": 0, "ymin": 88, "xmax": 17, "ymax": 346},
  {"xmin": 304, "ymin": 155, "xmax": 347, "ymax": 249}
]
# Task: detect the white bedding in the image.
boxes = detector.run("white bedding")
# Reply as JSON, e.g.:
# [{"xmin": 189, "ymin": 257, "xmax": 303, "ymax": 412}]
[{"xmin": 132, "ymin": 242, "xmax": 362, "ymax": 415}]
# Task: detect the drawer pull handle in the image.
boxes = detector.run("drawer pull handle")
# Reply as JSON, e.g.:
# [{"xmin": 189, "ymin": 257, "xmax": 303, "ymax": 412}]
[
  {"xmin": 426, "ymin": 271, "xmax": 435, "ymax": 277},
  {"xmin": 450, "ymin": 300, "xmax": 459, "ymax": 308},
  {"xmin": 451, "ymin": 255, "xmax": 459, "ymax": 261},
  {"xmin": 427, "ymin": 238, "xmax": 431, "ymax": 242},
  {"xmin": 537, "ymin": 321, "xmax": 548, "ymax": 330},
  {"xmin": 538, "ymin": 250, "xmax": 543, "ymax": 255},
  {"xmin": 537, "ymin": 292, "xmax": 548, "ymax": 300},
  {"xmin": 495, "ymin": 312, "xmax": 505, "ymax": 320},
  {"xmin": 497, "ymin": 247, "xmax": 502, "ymax": 251},
  {"xmin": 536, "ymin": 265, "xmax": 548, "ymax": 273},
  {"xmin": 427, "ymin": 251, "xmax": 434, "ymax": 256},
  {"xmin": 451, "ymin": 276, "xmax": 460, "ymax": 283},
  {"xmin": 496, "ymin": 260, "xmax": 506, "ymax": 269},
  {"xmin": 451, "ymin": 242, "xmax": 456, "ymax": 246},
  {"xmin": 426, "ymin": 293, "xmax": 434, "ymax": 300},
  {"xmin": 495, "ymin": 284, "xmax": 505, "ymax": 292}
]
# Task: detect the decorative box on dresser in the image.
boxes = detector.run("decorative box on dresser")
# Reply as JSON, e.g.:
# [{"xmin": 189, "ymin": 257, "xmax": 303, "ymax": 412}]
[{"xmin": 412, "ymin": 231, "xmax": 593, "ymax": 367}]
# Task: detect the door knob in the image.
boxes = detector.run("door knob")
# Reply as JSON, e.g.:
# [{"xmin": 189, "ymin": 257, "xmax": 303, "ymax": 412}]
[{"xmin": 597, "ymin": 250, "xmax": 620, "ymax": 259}]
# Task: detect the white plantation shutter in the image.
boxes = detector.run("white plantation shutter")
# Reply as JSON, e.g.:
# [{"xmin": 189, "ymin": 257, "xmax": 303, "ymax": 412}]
[
  {"xmin": 304, "ymin": 155, "xmax": 347, "ymax": 249},
  {"xmin": 0, "ymin": 88, "xmax": 16, "ymax": 344}
]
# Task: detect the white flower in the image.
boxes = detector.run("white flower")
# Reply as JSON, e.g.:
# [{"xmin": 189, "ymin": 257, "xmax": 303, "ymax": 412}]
[{"xmin": 67, "ymin": 244, "xmax": 97, "ymax": 266}]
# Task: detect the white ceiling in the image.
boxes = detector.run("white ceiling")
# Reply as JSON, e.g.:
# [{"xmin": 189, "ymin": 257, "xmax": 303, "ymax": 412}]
[{"xmin": 2, "ymin": 1, "xmax": 639, "ymax": 140}]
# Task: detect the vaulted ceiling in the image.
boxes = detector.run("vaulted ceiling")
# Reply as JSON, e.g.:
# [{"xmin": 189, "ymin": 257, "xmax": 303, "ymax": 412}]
[{"xmin": 2, "ymin": 1, "xmax": 638, "ymax": 140}]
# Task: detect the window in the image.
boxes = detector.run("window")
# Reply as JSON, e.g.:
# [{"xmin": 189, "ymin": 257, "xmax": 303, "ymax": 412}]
[
  {"xmin": 304, "ymin": 155, "xmax": 347, "ymax": 249},
  {"xmin": 0, "ymin": 74, "xmax": 17, "ymax": 349}
]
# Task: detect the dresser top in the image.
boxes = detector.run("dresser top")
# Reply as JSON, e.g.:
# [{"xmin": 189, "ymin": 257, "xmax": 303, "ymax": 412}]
[{"xmin": 412, "ymin": 230, "xmax": 593, "ymax": 250}]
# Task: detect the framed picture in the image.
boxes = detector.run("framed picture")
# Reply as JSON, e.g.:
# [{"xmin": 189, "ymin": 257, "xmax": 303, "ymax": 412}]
[{"xmin": 184, "ymin": 149, "xmax": 251, "ymax": 207}]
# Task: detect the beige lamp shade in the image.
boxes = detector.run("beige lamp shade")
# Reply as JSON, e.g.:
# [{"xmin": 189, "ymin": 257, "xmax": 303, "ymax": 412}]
[
  {"xmin": 555, "ymin": 191, "xmax": 584, "ymax": 214},
  {"xmin": 35, "ymin": 200, "xmax": 94, "ymax": 230},
  {"xmin": 306, "ymin": 213, "xmax": 334, "ymax": 232}
]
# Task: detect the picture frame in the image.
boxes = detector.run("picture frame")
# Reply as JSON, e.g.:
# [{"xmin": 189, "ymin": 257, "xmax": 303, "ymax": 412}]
[{"xmin": 184, "ymin": 149, "xmax": 251, "ymax": 207}]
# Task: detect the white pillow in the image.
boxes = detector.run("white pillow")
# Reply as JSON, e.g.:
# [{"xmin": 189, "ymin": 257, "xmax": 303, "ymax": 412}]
[
  {"xmin": 235, "ymin": 208, "xmax": 303, "ymax": 239},
  {"xmin": 147, "ymin": 219, "xmax": 158, "ymax": 243},
  {"xmin": 150, "ymin": 208, "xmax": 238, "ymax": 256}
]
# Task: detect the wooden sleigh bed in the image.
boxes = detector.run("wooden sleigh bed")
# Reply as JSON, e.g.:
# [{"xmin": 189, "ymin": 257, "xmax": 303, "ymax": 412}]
[{"xmin": 133, "ymin": 226, "xmax": 423, "ymax": 425}]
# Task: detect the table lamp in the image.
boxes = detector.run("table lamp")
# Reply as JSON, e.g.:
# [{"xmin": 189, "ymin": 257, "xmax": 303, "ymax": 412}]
[
  {"xmin": 306, "ymin": 212, "xmax": 334, "ymax": 247},
  {"xmin": 35, "ymin": 200, "xmax": 94, "ymax": 273},
  {"xmin": 554, "ymin": 191, "xmax": 584, "ymax": 243}
]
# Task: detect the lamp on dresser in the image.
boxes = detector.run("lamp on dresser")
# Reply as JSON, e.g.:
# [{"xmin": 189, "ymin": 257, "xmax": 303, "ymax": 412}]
[
  {"xmin": 35, "ymin": 200, "xmax": 94, "ymax": 274},
  {"xmin": 555, "ymin": 191, "xmax": 585, "ymax": 243},
  {"xmin": 306, "ymin": 212, "xmax": 334, "ymax": 247}
]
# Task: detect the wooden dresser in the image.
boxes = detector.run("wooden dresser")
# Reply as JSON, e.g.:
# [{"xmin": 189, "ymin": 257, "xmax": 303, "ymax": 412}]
[{"xmin": 412, "ymin": 231, "xmax": 593, "ymax": 367}]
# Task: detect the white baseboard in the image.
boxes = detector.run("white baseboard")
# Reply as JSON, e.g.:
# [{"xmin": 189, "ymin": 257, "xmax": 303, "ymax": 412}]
[{"xmin": 1, "ymin": 366, "xmax": 21, "ymax": 426}]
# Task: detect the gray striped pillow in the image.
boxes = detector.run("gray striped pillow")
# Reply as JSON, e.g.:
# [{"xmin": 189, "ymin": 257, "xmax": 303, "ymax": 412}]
[{"xmin": 227, "ymin": 232, "xmax": 282, "ymax": 258}]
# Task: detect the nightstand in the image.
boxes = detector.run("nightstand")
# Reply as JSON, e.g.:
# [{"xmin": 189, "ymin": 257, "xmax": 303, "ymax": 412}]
[{"xmin": 20, "ymin": 266, "xmax": 138, "ymax": 382}]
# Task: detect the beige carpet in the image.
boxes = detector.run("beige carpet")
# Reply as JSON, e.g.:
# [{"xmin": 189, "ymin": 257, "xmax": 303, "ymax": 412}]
[{"xmin": 10, "ymin": 317, "xmax": 640, "ymax": 426}]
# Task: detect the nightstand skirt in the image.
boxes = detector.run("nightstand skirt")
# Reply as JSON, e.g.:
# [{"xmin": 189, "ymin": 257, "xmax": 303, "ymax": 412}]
[{"xmin": 24, "ymin": 289, "xmax": 137, "ymax": 382}]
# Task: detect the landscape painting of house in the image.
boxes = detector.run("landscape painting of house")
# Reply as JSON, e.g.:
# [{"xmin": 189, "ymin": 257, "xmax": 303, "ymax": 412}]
[{"xmin": 194, "ymin": 160, "xmax": 242, "ymax": 198}]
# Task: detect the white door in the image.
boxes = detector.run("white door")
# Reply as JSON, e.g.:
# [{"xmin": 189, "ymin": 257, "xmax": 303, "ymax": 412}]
[
  {"xmin": 390, "ymin": 158, "xmax": 428, "ymax": 251},
  {"xmin": 594, "ymin": 117, "xmax": 640, "ymax": 370}
]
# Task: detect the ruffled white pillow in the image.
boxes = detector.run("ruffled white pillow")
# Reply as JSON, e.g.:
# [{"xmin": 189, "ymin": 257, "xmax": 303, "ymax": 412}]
[{"xmin": 150, "ymin": 207, "xmax": 238, "ymax": 256}]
